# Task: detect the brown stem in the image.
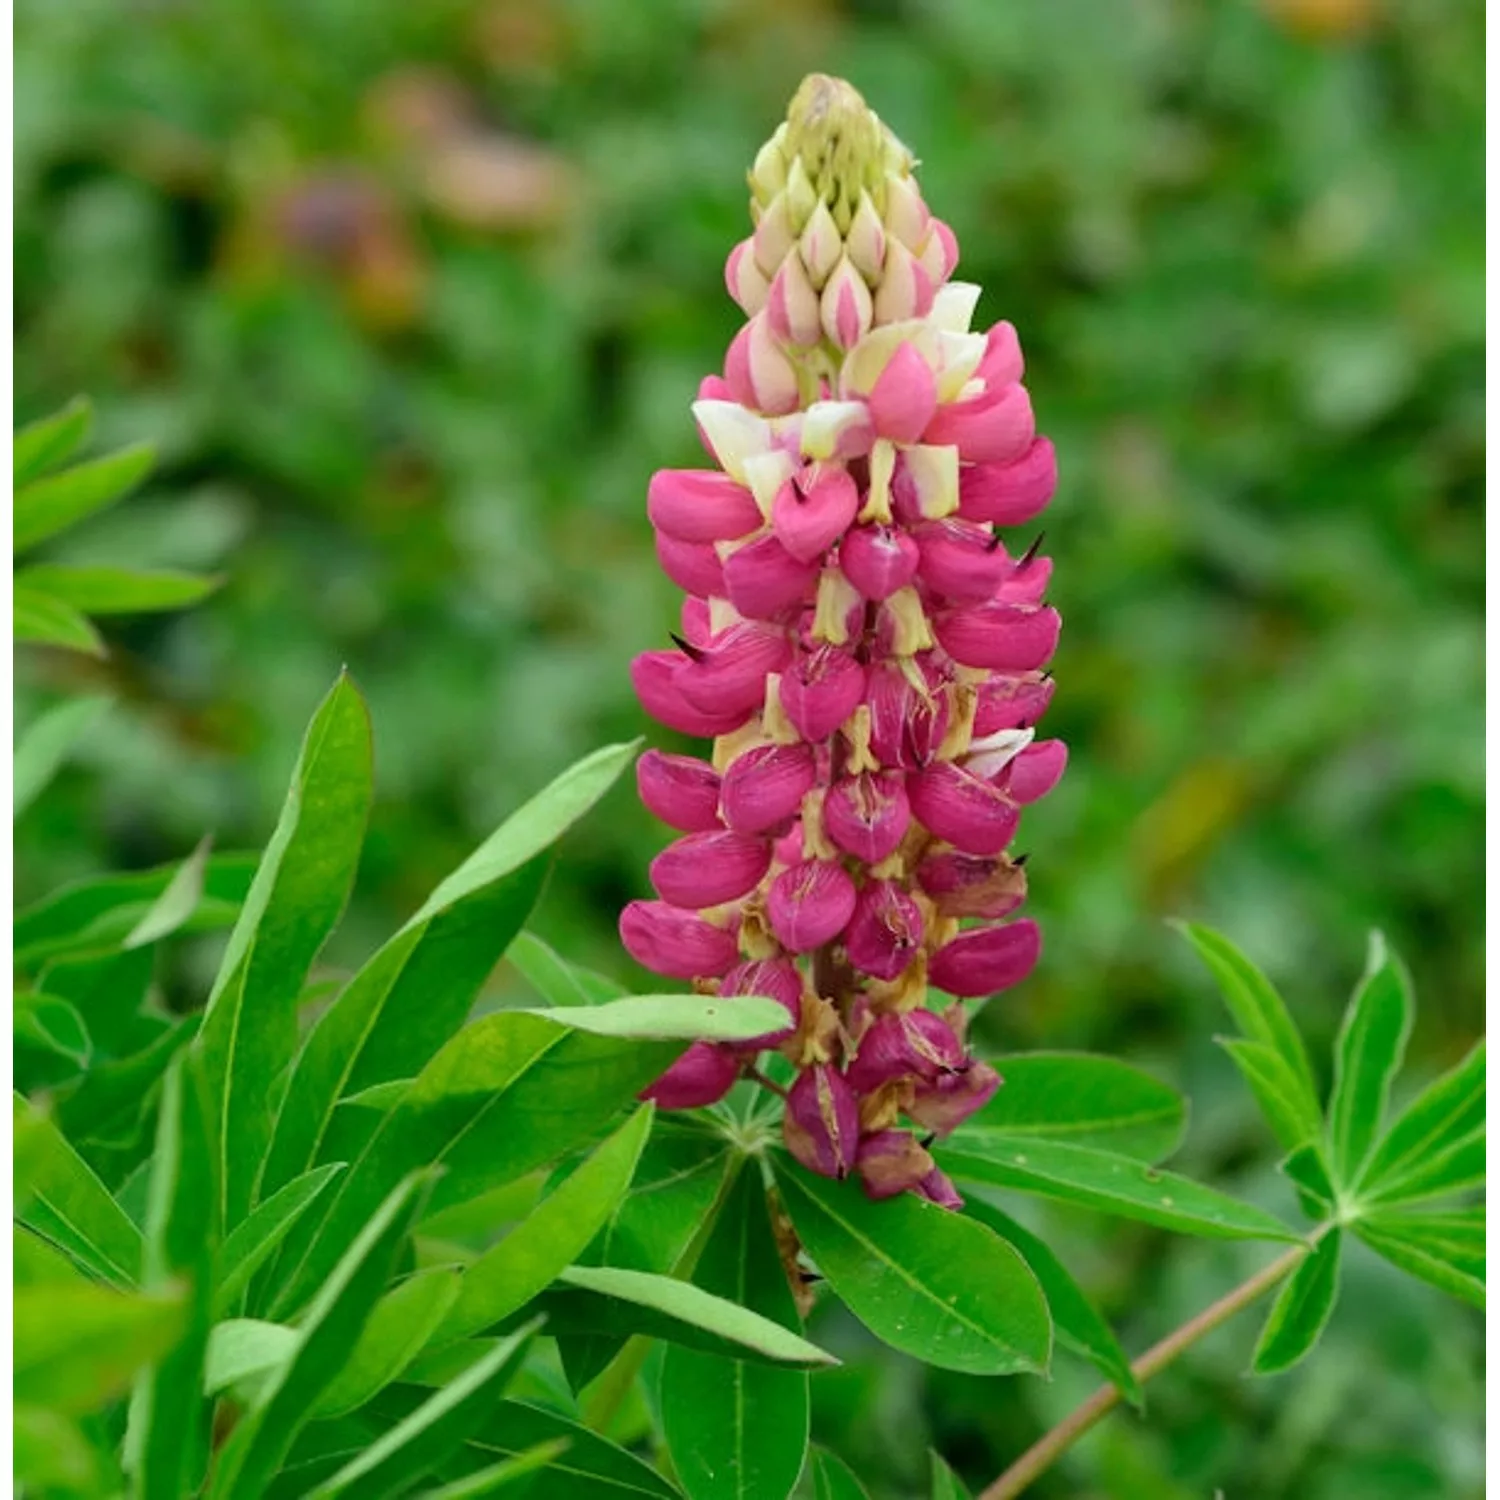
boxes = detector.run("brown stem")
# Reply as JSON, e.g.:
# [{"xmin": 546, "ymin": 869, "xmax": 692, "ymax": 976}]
[
  {"xmin": 976, "ymin": 1241, "xmax": 1312, "ymax": 1500},
  {"xmin": 745, "ymin": 1064, "xmax": 788, "ymax": 1099}
]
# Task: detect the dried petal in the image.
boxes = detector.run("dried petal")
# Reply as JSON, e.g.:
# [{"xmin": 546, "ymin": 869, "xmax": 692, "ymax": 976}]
[
  {"xmin": 916, "ymin": 851, "xmax": 1028, "ymax": 920},
  {"xmin": 783, "ymin": 1063, "xmax": 860, "ymax": 1178},
  {"xmin": 905, "ymin": 1062, "xmax": 1002, "ymax": 1134},
  {"xmin": 856, "ymin": 1129, "xmax": 936, "ymax": 1200}
]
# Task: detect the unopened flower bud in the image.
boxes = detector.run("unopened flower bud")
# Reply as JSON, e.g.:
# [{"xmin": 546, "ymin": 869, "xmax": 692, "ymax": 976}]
[
  {"xmin": 650, "ymin": 830, "xmax": 771, "ymax": 909},
  {"xmin": 928, "ymin": 920, "xmax": 1041, "ymax": 997},
  {"xmin": 766, "ymin": 858, "xmax": 857, "ymax": 952},
  {"xmin": 642, "ymin": 1041, "xmax": 740, "ymax": 1109},
  {"xmin": 765, "ymin": 252, "xmax": 823, "ymax": 346},
  {"xmin": 719, "ymin": 743, "xmax": 818, "ymax": 833},
  {"xmin": 821, "ymin": 257, "xmax": 874, "ymax": 350},
  {"xmin": 620, "ymin": 900, "xmax": 740, "ymax": 979},
  {"xmin": 913, "ymin": 1166, "xmax": 965, "ymax": 1210},
  {"xmin": 636, "ymin": 750, "xmax": 723, "ymax": 833}
]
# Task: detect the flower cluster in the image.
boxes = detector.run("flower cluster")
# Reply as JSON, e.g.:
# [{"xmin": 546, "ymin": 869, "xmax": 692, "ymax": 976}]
[{"xmin": 620, "ymin": 76, "xmax": 1064, "ymax": 1209}]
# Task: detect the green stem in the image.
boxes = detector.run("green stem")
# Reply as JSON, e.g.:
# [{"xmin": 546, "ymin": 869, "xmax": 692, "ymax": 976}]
[{"xmin": 977, "ymin": 1240, "xmax": 1312, "ymax": 1500}]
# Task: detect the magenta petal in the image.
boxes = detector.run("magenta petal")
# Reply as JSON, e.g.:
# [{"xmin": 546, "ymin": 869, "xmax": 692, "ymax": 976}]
[
  {"xmin": 679, "ymin": 596, "xmax": 713, "ymax": 647},
  {"xmin": 778, "ymin": 644, "xmax": 866, "ymax": 742},
  {"xmin": 957, "ymin": 439, "xmax": 1057, "ymax": 527},
  {"xmin": 619, "ymin": 900, "xmax": 739, "ymax": 979},
  {"xmin": 650, "ymin": 830, "xmax": 770, "ymax": 908},
  {"xmin": 928, "ymin": 920, "xmax": 1041, "ymax": 998},
  {"xmin": 913, "ymin": 1166, "xmax": 965, "ymax": 1210},
  {"xmin": 847, "ymin": 1008, "xmax": 966, "ymax": 1093},
  {"xmin": 839, "ymin": 524, "xmax": 920, "ymax": 602},
  {"xmin": 677, "ymin": 625, "xmax": 793, "ymax": 716},
  {"xmin": 905, "ymin": 1062, "xmax": 1002, "ymax": 1135},
  {"xmin": 976, "ymin": 321, "xmax": 1023, "ymax": 388},
  {"xmin": 865, "ymin": 660, "xmax": 950, "ymax": 769},
  {"xmin": 642, "ymin": 1041, "xmax": 741, "ymax": 1109},
  {"xmin": 916, "ymin": 851, "xmax": 1028, "ymax": 920},
  {"xmin": 766, "ymin": 859, "xmax": 857, "ymax": 953},
  {"xmin": 719, "ymin": 743, "xmax": 817, "ymax": 833},
  {"xmin": 631, "ymin": 653, "xmax": 754, "ymax": 738},
  {"xmin": 908, "ymin": 762, "xmax": 1019, "ymax": 856},
  {"xmin": 636, "ymin": 750, "xmax": 723, "ymax": 832},
  {"xmin": 923, "ymin": 383, "xmax": 1034, "ymax": 465},
  {"xmin": 857, "ymin": 1129, "xmax": 937, "ymax": 1200},
  {"xmin": 933, "ymin": 603, "xmax": 1061, "ymax": 672},
  {"xmin": 1002, "ymin": 740, "xmax": 1068, "ymax": 804},
  {"xmin": 973, "ymin": 673, "xmax": 1055, "ymax": 735},
  {"xmin": 771, "ymin": 466, "xmax": 859, "ymax": 564},
  {"xmin": 723, "ymin": 533, "xmax": 822, "ymax": 620},
  {"xmin": 655, "ymin": 532, "xmax": 728, "ymax": 598},
  {"xmin": 648, "ymin": 469, "xmax": 764, "ymax": 544},
  {"xmin": 720, "ymin": 957, "xmax": 803, "ymax": 1047},
  {"xmin": 915, "ymin": 519, "xmax": 1009, "ymax": 604},
  {"xmin": 867, "ymin": 342, "xmax": 938, "ymax": 444},
  {"xmin": 823, "ymin": 772, "xmax": 912, "ymax": 863},
  {"xmin": 843, "ymin": 880, "xmax": 925, "ymax": 982},
  {"xmin": 995, "ymin": 552, "xmax": 1052, "ymax": 605},
  {"xmin": 783, "ymin": 1063, "xmax": 860, "ymax": 1178}
]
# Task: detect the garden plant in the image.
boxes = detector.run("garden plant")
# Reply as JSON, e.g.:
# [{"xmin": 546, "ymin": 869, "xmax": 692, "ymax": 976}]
[{"xmin": 13, "ymin": 63, "xmax": 1484, "ymax": 1500}]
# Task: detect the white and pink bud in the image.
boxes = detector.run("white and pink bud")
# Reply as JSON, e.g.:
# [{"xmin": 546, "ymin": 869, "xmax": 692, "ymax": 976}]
[
  {"xmin": 765, "ymin": 253, "xmax": 823, "ymax": 347},
  {"xmin": 725, "ymin": 239, "xmax": 770, "ymax": 317},
  {"xmin": 820, "ymin": 256, "xmax": 874, "ymax": 350}
]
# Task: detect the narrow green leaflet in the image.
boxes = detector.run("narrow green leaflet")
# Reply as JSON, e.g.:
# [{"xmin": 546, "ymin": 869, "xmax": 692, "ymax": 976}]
[
  {"xmin": 811, "ymin": 1449, "xmax": 872, "ymax": 1500},
  {"xmin": 15, "ymin": 1282, "xmax": 186, "ymax": 1414},
  {"xmin": 15, "ymin": 991, "xmax": 91, "ymax": 1067},
  {"xmin": 306, "ymin": 1321, "xmax": 539, "ymax": 1498},
  {"xmin": 415, "ymin": 1441, "xmax": 571, "ymax": 1499},
  {"xmin": 773, "ymin": 1157, "xmax": 1050, "ymax": 1376},
  {"xmin": 1175, "ymin": 922, "xmax": 1320, "ymax": 1121},
  {"xmin": 16, "ymin": 1226, "xmax": 89, "ymax": 1287},
  {"xmin": 930, "ymin": 1452, "xmax": 974, "ymax": 1500},
  {"xmin": 1251, "ymin": 1231, "xmax": 1342, "ymax": 1375},
  {"xmin": 1280, "ymin": 1143, "xmax": 1337, "ymax": 1221},
  {"xmin": 314, "ymin": 1267, "xmax": 464, "ymax": 1417},
  {"xmin": 525, "ymin": 995, "xmax": 792, "ymax": 1044},
  {"xmin": 124, "ymin": 836, "xmax": 214, "ymax": 949},
  {"xmin": 1216, "ymin": 1038, "xmax": 1322, "ymax": 1157},
  {"xmin": 209, "ymin": 1172, "xmax": 432, "ymax": 1500},
  {"xmin": 14, "ymin": 1091, "xmax": 143, "ymax": 1285},
  {"xmin": 961, "ymin": 1196, "xmax": 1141, "ymax": 1407},
  {"xmin": 1328, "ymin": 933, "xmax": 1414, "ymax": 1187},
  {"xmin": 194, "ymin": 673, "xmax": 373, "ymax": 1228},
  {"xmin": 14, "ymin": 395, "xmax": 92, "ymax": 487},
  {"xmin": 270, "ymin": 1013, "xmax": 679, "ymax": 1317},
  {"xmin": 550, "ymin": 1265, "xmax": 837, "ymax": 1368},
  {"xmin": 55, "ymin": 1017, "xmax": 197, "ymax": 1153},
  {"xmin": 15, "ymin": 564, "xmax": 220, "ymax": 614},
  {"xmin": 214, "ymin": 1164, "xmax": 346, "ymax": 1316},
  {"xmin": 15, "ymin": 585, "xmax": 105, "ymax": 655},
  {"xmin": 1361, "ymin": 1205, "xmax": 1484, "ymax": 1265},
  {"xmin": 1358, "ymin": 1040, "xmax": 1485, "ymax": 1195},
  {"xmin": 954, "ymin": 1052, "xmax": 1186, "ymax": 1162},
  {"xmin": 13, "ymin": 440, "xmax": 154, "ymax": 552},
  {"xmin": 261, "ymin": 740, "xmax": 637, "ymax": 1205},
  {"xmin": 204, "ymin": 1320, "xmax": 300, "ymax": 1396},
  {"xmin": 129, "ymin": 1056, "xmax": 218, "ymax": 1499},
  {"xmin": 661, "ymin": 1168, "xmax": 811, "ymax": 1500},
  {"xmin": 1363, "ymin": 1128, "xmax": 1484, "ymax": 1209},
  {"xmin": 1354, "ymin": 1221, "xmax": 1484, "ymax": 1309},
  {"xmin": 509, "ymin": 931, "xmax": 619, "ymax": 1007},
  {"xmin": 438, "ymin": 1106, "xmax": 652, "ymax": 1344},
  {"xmin": 14, "ymin": 695, "xmax": 111, "ymax": 817}
]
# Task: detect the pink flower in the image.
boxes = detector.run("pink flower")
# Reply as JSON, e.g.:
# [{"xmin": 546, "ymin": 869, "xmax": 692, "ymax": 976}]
[
  {"xmin": 642, "ymin": 1042, "xmax": 740, "ymax": 1109},
  {"xmin": 636, "ymin": 750, "xmax": 723, "ymax": 832},
  {"xmin": 929, "ymin": 920, "xmax": 1042, "ymax": 998},
  {"xmin": 719, "ymin": 743, "xmax": 817, "ymax": 833},
  {"xmin": 857, "ymin": 1129, "xmax": 937, "ymax": 1200},
  {"xmin": 767, "ymin": 859, "xmax": 858, "ymax": 953},
  {"xmin": 620, "ymin": 901, "xmax": 740, "ymax": 980},
  {"xmin": 784, "ymin": 1063, "xmax": 860, "ymax": 1178}
]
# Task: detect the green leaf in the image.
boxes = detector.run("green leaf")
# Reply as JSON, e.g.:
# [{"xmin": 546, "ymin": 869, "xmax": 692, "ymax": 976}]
[
  {"xmin": 14, "ymin": 1091, "xmax": 143, "ymax": 1285},
  {"xmin": 414, "ymin": 1441, "xmax": 572, "ymax": 1498},
  {"xmin": 124, "ymin": 836, "xmax": 215, "ymax": 950},
  {"xmin": 13, "ymin": 440, "xmax": 155, "ymax": 552},
  {"xmin": 14, "ymin": 396, "xmax": 93, "ymax": 487},
  {"xmin": 1361, "ymin": 1205, "xmax": 1484, "ymax": 1265},
  {"xmin": 208, "ymin": 1171, "xmax": 433, "ymax": 1500},
  {"xmin": 15, "ymin": 1404, "xmax": 118, "ymax": 1499},
  {"xmin": 54, "ymin": 1017, "xmax": 197, "ymax": 1154},
  {"xmin": 15, "ymin": 991, "xmax": 92, "ymax": 1066},
  {"xmin": 811, "ymin": 1449, "xmax": 872, "ymax": 1500},
  {"xmin": 661, "ymin": 1168, "xmax": 810, "ymax": 1500},
  {"xmin": 214, "ymin": 1164, "xmax": 346, "ymax": 1316},
  {"xmin": 194, "ymin": 673, "xmax": 374, "ymax": 1228},
  {"xmin": 270, "ymin": 1013, "xmax": 679, "ymax": 1318},
  {"xmin": 523, "ymin": 995, "xmax": 793, "ymax": 1043},
  {"xmin": 1354, "ymin": 1220, "xmax": 1484, "ymax": 1309},
  {"xmin": 14, "ymin": 563, "xmax": 220, "ymax": 615},
  {"xmin": 1358, "ymin": 1040, "xmax": 1485, "ymax": 1195},
  {"xmin": 14, "ymin": 695, "xmax": 112, "ymax": 817},
  {"xmin": 960, "ymin": 1195, "xmax": 1142, "ymax": 1407},
  {"xmin": 1280, "ymin": 1143, "xmax": 1337, "ymax": 1221},
  {"xmin": 129, "ymin": 1055, "xmax": 218, "ymax": 1498},
  {"xmin": 1216, "ymin": 1038, "xmax": 1322, "ymax": 1156},
  {"xmin": 1175, "ymin": 922, "xmax": 1319, "ymax": 1120},
  {"xmin": 1363, "ymin": 1127, "xmax": 1484, "ymax": 1209},
  {"xmin": 459, "ymin": 1401, "xmax": 680, "ymax": 1500},
  {"xmin": 954, "ymin": 1052, "xmax": 1186, "ymax": 1162},
  {"xmin": 938, "ymin": 1136, "xmax": 1301, "ymax": 1242},
  {"xmin": 772, "ymin": 1157, "xmax": 1050, "ymax": 1376},
  {"xmin": 15, "ymin": 1281, "xmax": 186, "ymax": 1413},
  {"xmin": 550, "ymin": 1264, "xmax": 837, "ymax": 1368},
  {"xmin": 1251, "ymin": 1232, "xmax": 1342, "ymax": 1374},
  {"xmin": 204, "ymin": 1320, "xmax": 300, "ymax": 1396},
  {"xmin": 509, "ymin": 931, "xmax": 625, "ymax": 1007},
  {"xmin": 15, "ymin": 585, "xmax": 106, "ymax": 655},
  {"xmin": 930, "ymin": 1452, "xmax": 973, "ymax": 1500},
  {"xmin": 314, "ymin": 1267, "xmax": 464, "ymax": 1417},
  {"xmin": 438, "ymin": 1106, "xmax": 653, "ymax": 1345},
  {"xmin": 16, "ymin": 1225, "xmax": 90, "ymax": 1287},
  {"xmin": 306, "ymin": 1320, "xmax": 540, "ymax": 1498},
  {"xmin": 1328, "ymin": 933, "xmax": 1414, "ymax": 1187}
]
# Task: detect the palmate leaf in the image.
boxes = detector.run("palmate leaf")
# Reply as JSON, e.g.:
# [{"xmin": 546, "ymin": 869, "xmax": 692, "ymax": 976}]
[
  {"xmin": 14, "ymin": 695, "xmax": 112, "ymax": 817},
  {"xmin": 1328, "ymin": 933, "xmax": 1414, "ymax": 1188},
  {"xmin": 194, "ymin": 673, "xmax": 373, "ymax": 1228},
  {"xmin": 1251, "ymin": 1230, "xmax": 1342, "ymax": 1375},
  {"xmin": 1215, "ymin": 1038, "xmax": 1323, "ymax": 1158},
  {"xmin": 1354, "ymin": 1214, "xmax": 1484, "ymax": 1309},
  {"xmin": 772, "ymin": 1155, "xmax": 1051, "ymax": 1377},
  {"xmin": 1357, "ymin": 1039, "xmax": 1485, "ymax": 1197},
  {"xmin": 1362, "ymin": 1128, "xmax": 1485, "ymax": 1210},
  {"xmin": 660, "ymin": 1167, "xmax": 811, "ymax": 1500}
]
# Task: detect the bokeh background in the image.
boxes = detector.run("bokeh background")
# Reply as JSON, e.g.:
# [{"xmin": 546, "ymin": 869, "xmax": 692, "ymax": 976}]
[{"xmin": 13, "ymin": 0, "xmax": 1484, "ymax": 1495}]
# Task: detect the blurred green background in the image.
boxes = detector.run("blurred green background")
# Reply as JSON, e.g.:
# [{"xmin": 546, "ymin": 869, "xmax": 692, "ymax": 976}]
[{"xmin": 13, "ymin": 0, "xmax": 1483, "ymax": 1495}]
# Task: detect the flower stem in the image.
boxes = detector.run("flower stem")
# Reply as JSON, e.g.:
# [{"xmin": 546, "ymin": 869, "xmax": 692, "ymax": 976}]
[{"xmin": 976, "ymin": 1240, "xmax": 1312, "ymax": 1500}]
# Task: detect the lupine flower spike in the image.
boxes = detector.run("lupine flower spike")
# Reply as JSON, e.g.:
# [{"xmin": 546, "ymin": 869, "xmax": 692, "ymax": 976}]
[{"xmin": 621, "ymin": 75, "xmax": 1064, "ymax": 1208}]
